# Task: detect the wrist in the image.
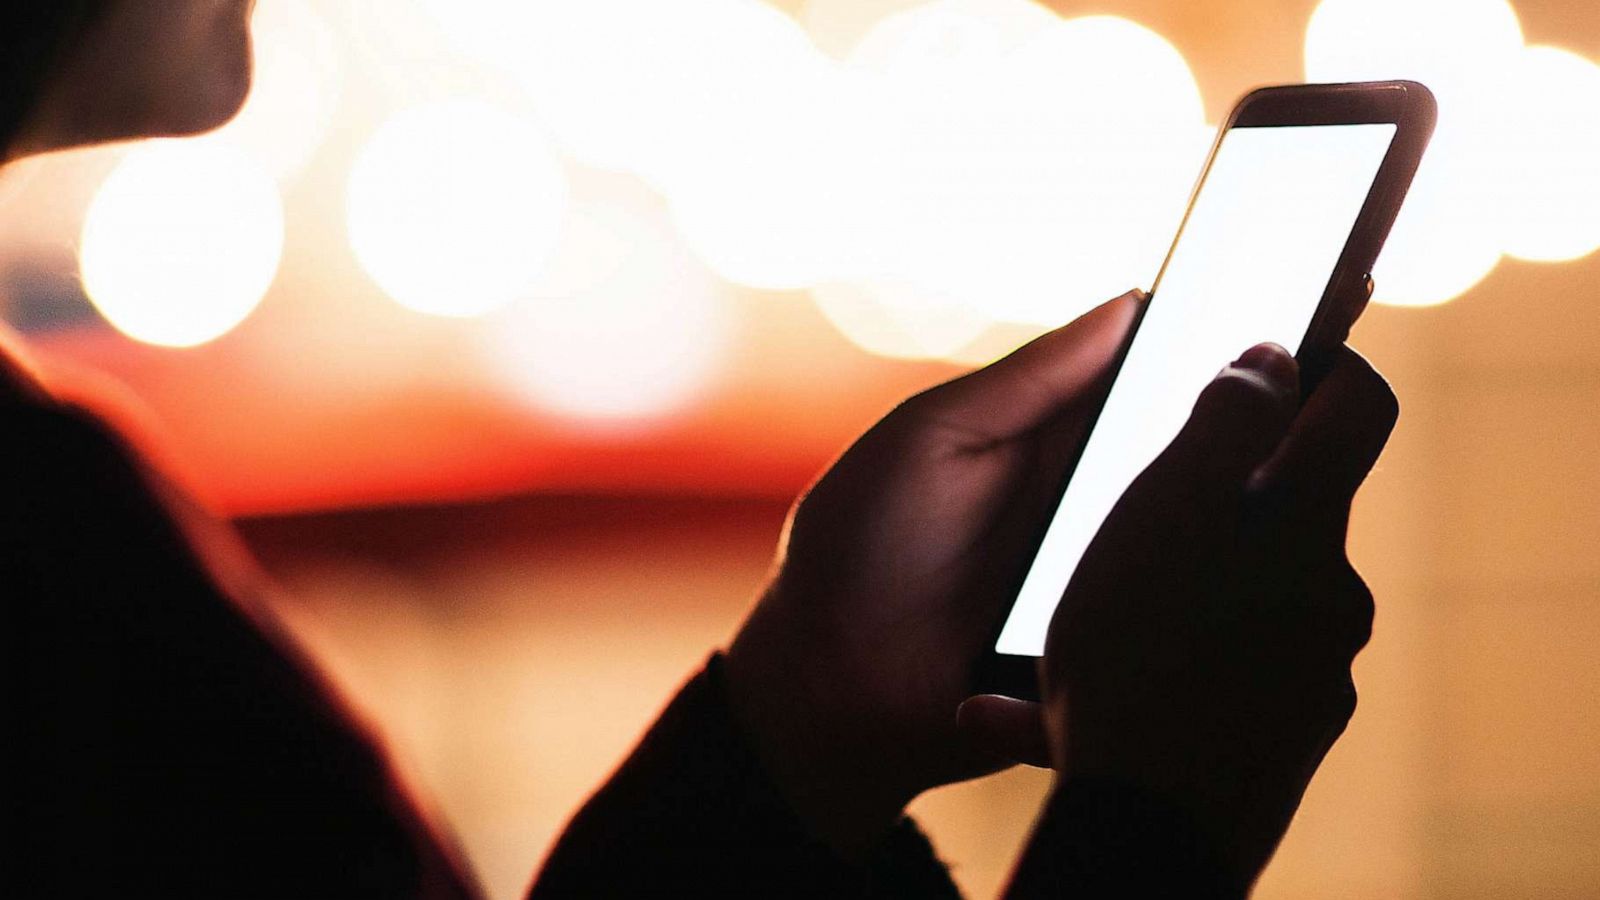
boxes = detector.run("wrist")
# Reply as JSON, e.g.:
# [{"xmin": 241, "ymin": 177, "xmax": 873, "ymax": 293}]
[
  {"xmin": 722, "ymin": 621, "xmax": 913, "ymax": 860},
  {"xmin": 1008, "ymin": 776, "xmax": 1248, "ymax": 899},
  {"xmin": 1051, "ymin": 745, "xmax": 1277, "ymax": 893}
]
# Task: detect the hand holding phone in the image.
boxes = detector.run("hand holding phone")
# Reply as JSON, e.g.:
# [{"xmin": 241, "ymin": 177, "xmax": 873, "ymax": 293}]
[
  {"xmin": 724, "ymin": 289, "xmax": 1146, "ymax": 855},
  {"xmin": 1000, "ymin": 341, "xmax": 1401, "ymax": 894},
  {"xmin": 982, "ymin": 81, "xmax": 1435, "ymax": 698}
]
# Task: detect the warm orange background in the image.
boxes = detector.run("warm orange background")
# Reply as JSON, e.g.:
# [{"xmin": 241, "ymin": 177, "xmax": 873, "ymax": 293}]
[
  {"xmin": 244, "ymin": 269, "xmax": 1600, "ymax": 899},
  {"xmin": 5, "ymin": 0, "xmax": 1599, "ymax": 897}
]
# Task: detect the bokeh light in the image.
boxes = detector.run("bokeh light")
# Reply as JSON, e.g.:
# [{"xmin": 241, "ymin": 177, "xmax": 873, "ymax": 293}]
[
  {"xmin": 811, "ymin": 280, "xmax": 992, "ymax": 361},
  {"xmin": 485, "ymin": 194, "xmax": 733, "ymax": 423},
  {"xmin": 79, "ymin": 142, "xmax": 284, "ymax": 348},
  {"xmin": 1306, "ymin": 0, "xmax": 1525, "ymax": 93},
  {"xmin": 800, "ymin": 0, "xmax": 928, "ymax": 59},
  {"xmin": 347, "ymin": 100, "xmax": 569, "ymax": 318},
  {"xmin": 1305, "ymin": 0, "xmax": 1523, "ymax": 307},
  {"xmin": 40, "ymin": 0, "xmax": 1600, "ymax": 392},
  {"xmin": 422, "ymin": 0, "xmax": 851, "ymax": 291},
  {"xmin": 418, "ymin": 0, "xmax": 674, "ymax": 173},
  {"xmin": 843, "ymin": 7, "xmax": 1207, "ymax": 332},
  {"xmin": 635, "ymin": 2, "xmax": 853, "ymax": 290},
  {"xmin": 846, "ymin": 0, "xmax": 1057, "ymax": 76},
  {"xmin": 341, "ymin": 0, "xmax": 455, "ymax": 95},
  {"xmin": 1493, "ymin": 46, "xmax": 1600, "ymax": 262},
  {"xmin": 1307, "ymin": 0, "xmax": 1600, "ymax": 304}
]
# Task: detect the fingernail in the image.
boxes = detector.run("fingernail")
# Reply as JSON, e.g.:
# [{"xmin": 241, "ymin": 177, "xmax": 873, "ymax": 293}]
[
  {"xmin": 1235, "ymin": 343, "xmax": 1286, "ymax": 367},
  {"xmin": 1228, "ymin": 343, "xmax": 1297, "ymax": 392}
]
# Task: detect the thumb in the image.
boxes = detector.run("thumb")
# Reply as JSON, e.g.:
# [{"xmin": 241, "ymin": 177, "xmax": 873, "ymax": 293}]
[
  {"xmin": 957, "ymin": 695, "xmax": 1053, "ymax": 769},
  {"xmin": 1136, "ymin": 343, "xmax": 1302, "ymax": 503},
  {"xmin": 903, "ymin": 290, "xmax": 1144, "ymax": 440}
]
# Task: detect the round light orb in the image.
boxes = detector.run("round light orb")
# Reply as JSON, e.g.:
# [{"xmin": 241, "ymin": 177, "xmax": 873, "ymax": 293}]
[
  {"xmin": 342, "ymin": 0, "xmax": 463, "ymax": 107},
  {"xmin": 423, "ymin": 0, "xmax": 845, "ymax": 291},
  {"xmin": 800, "ymin": 0, "xmax": 935, "ymax": 59},
  {"xmin": 1306, "ymin": 0, "xmax": 1523, "ymax": 95},
  {"xmin": 1367, "ymin": 140, "xmax": 1506, "ymax": 307},
  {"xmin": 634, "ymin": 2, "xmax": 850, "ymax": 290},
  {"xmin": 812, "ymin": 280, "xmax": 994, "ymax": 361},
  {"xmin": 1494, "ymin": 46, "xmax": 1600, "ymax": 263},
  {"xmin": 457, "ymin": 0, "xmax": 650, "ymax": 173},
  {"xmin": 417, "ymin": 0, "xmax": 535, "ymax": 66},
  {"xmin": 851, "ymin": 12, "xmax": 1206, "ymax": 326},
  {"xmin": 486, "ymin": 199, "xmax": 732, "ymax": 424},
  {"xmin": 1306, "ymin": 0, "xmax": 1525, "ymax": 306},
  {"xmin": 993, "ymin": 17, "xmax": 1206, "ymax": 322},
  {"xmin": 849, "ymin": 0, "xmax": 1057, "ymax": 81},
  {"xmin": 80, "ymin": 141, "xmax": 283, "ymax": 348},
  {"xmin": 347, "ymin": 100, "xmax": 569, "ymax": 318}
]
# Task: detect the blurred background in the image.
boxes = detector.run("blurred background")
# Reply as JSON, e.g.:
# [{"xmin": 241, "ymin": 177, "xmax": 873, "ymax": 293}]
[{"xmin": 2, "ymin": 0, "xmax": 1597, "ymax": 896}]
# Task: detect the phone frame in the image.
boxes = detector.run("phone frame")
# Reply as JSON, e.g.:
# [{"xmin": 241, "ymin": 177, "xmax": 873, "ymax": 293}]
[{"xmin": 976, "ymin": 80, "xmax": 1437, "ymax": 701}]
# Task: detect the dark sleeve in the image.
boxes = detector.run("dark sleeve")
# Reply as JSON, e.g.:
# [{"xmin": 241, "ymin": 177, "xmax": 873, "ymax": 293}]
[
  {"xmin": 4, "ymin": 404, "xmax": 477, "ymax": 899},
  {"xmin": 531, "ymin": 655, "xmax": 963, "ymax": 900},
  {"xmin": 1002, "ymin": 778, "xmax": 1245, "ymax": 899}
]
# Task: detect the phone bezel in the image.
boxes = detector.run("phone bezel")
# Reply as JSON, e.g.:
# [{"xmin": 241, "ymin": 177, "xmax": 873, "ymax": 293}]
[{"xmin": 976, "ymin": 80, "xmax": 1437, "ymax": 702}]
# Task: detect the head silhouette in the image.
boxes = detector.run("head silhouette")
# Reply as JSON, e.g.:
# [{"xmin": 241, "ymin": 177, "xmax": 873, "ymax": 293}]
[{"xmin": 1, "ymin": 1, "xmax": 255, "ymax": 162}]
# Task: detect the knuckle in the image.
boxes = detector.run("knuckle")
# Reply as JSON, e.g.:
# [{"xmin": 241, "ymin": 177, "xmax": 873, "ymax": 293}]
[
  {"xmin": 884, "ymin": 391, "xmax": 927, "ymax": 426},
  {"xmin": 1364, "ymin": 371, "xmax": 1400, "ymax": 430},
  {"xmin": 1341, "ymin": 348, "xmax": 1401, "ymax": 426},
  {"xmin": 1334, "ymin": 678, "xmax": 1359, "ymax": 724},
  {"xmin": 1337, "ymin": 563, "xmax": 1376, "ymax": 653},
  {"xmin": 1197, "ymin": 368, "xmax": 1290, "ymax": 426},
  {"xmin": 55, "ymin": 403, "xmax": 118, "ymax": 444}
]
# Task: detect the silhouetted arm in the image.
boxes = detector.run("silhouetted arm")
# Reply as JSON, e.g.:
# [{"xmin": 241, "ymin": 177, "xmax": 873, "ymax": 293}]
[
  {"xmin": 1003, "ymin": 780, "xmax": 1242, "ymax": 899},
  {"xmin": 4, "ymin": 400, "xmax": 477, "ymax": 899},
  {"xmin": 531, "ymin": 655, "xmax": 962, "ymax": 899}
]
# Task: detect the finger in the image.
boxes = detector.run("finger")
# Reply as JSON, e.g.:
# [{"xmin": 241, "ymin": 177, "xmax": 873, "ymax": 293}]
[
  {"xmin": 1134, "ymin": 343, "xmax": 1301, "ymax": 506},
  {"xmin": 956, "ymin": 695, "xmax": 1053, "ymax": 769},
  {"xmin": 902, "ymin": 290, "xmax": 1144, "ymax": 440},
  {"xmin": 1251, "ymin": 346, "xmax": 1399, "ymax": 542},
  {"xmin": 1317, "ymin": 563, "xmax": 1376, "ymax": 660}
]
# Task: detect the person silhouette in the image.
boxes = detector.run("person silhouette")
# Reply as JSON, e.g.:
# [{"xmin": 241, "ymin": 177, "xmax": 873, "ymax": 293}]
[{"xmin": 3, "ymin": 4, "xmax": 1396, "ymax": 897}]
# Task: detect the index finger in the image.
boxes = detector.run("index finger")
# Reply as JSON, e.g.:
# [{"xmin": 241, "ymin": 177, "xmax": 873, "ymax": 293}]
[
  {"xmin": 1249, "ymin": 345, "xmax": 1399, "ymax": 541},
  {"xmin": 902, "ymin": 290, "xmax": 1143, "ymax": 441}
]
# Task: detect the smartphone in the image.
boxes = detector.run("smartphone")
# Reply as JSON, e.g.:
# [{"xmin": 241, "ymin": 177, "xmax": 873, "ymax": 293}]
[{"xmin": 979, "ymin": 81, "xmax": 1436, "ymax": 700}]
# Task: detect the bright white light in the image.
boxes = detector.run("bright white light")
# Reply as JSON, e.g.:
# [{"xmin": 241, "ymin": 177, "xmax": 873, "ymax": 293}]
[
  {"xmin": 1306, "ymin": 0, "xmax": 1524, "ymax": 95},
  {"xmin": 1305, "ymin": 0, "xmax": 1528, "ymax": 306},
  {"xmin": 486, "ymin": 197, "xmax": 732, "ymax": 423},
  {"xmin": 422, "ymin": 0, "xmax": 849, "ymax": 290},
  {"xmin": 422, "ymin": 0, "xmax": 824, "ymax": 179},
  {"xmin": 339, "ymin": 0, "xmax": 465, "ymax": 107},
  {"xmin": 420, "ymin": 1, "xmax": 1205, "ymax": 323},
  {"xmin": 200, "ymin": 0, "xmax": 341, "ymax": 181},
  {"xmin": 421, "ymin": 0, "xmax": 646, "ymax": 172},
  {"xmin": 848, "ymin": 0, "xmax": 1057, "ymax": 78},
  {"xmin": 1360, "ymin": 152, "xmax": 1506, "ymax": 308},
  {"xmin": 850, "ymin": 11, "xmax": 1207, "ymax": 326},
  {"xmin": 640, "ymin": 3, "xmax": 854, "ymax": 289},
  {"xmin": 812, "ymin": 281, "xmax": 993, "ymax": 361},
  {"xmin": 800, "ymin": 0, "xmax": 930, "ymax": 59},
  {"xmin": 1493, "ymin": 46, "xmax": 1600, "ymax": 262},
  {"xmin": 80, "ymin": 142, "xmax": 283, "ymax": 348},
  {"xmin": 347, "ymin": 100, "xmax": 569, "ymax": 318}
]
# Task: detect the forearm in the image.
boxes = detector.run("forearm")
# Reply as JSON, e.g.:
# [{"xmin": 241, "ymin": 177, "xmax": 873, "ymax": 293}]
[
  {"xmin": 1003, "ymin": 778, "xmax": 1246, "ymax": 900},
  {"xmin": 530, "ymin": 655, "xmax": 962, "ymax": 899}
]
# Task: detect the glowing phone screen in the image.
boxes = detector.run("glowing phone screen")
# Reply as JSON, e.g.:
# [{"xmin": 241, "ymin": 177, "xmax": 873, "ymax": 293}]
[{"xmin": 994, "ymin": 123, "xmax": 1397, "ymax": 656}]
